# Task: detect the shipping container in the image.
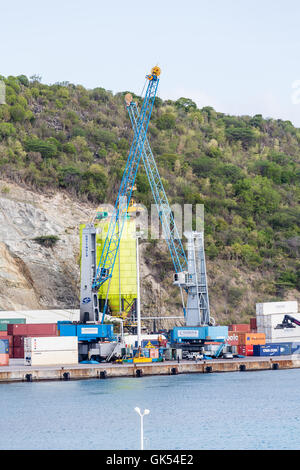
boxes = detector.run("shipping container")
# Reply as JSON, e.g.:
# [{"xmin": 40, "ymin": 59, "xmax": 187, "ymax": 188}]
[
  {"xmin": 250, "ymin": 318, "xmax": 257, "ymax": 331},
  {"xmin": 256, "ymin": 301, "xmax": 298, "ymax": 316},
  {"xmin": 253, "ymin": 344, "xmax": 280, "ymax": 356},
  {"xmin": 291, "ymin": 342, "xmax": 300, "ymax": 355},
  {"xmin": 13, "ymin": 335, "xmax": 25, "ymax": 348},
  {"xmin": 0, "ymin": 309, "xmax": 79, "ymax": 324},
  {"xmin": 271, "ymin": 343, "xmax": 292, "ymax": 355},
  {"xmin": 24, "ymin": 336, "xmax": 78, "ymax": 353},
  {"xmin": 256, "ymin": 313, "xmax": 300, "ymax": 343},
  {"xmin": 25, "ymin": 350, "xmax": 78, "ymax": 366},
  {"xmin": 237, "ymin": 345, "xmax": 253, "ymax": 356},
  {"xmin": 0, "ymin": 353, "xmax": 9, "ymax": 366},
  {"xmin": 0, "ymin": 318, "xmax": 26, "ymax": 332},
  {"xmin": 7, "ymin": 323, "xmax": 57, "ymax": 336},
  {"xmin": 237, "ymin": 333, "xmax": 265, "ymax": 346},
  {"xmin": 226, "ymin": 331, "xmax": 239, "ymax": 346},
  {"xmin": 228, "ymin": 324, "xmax": 251, "ymax": 333},
  {"xmin": 13, "ymin": 347, "xmax": 24, "ymax": 359}
]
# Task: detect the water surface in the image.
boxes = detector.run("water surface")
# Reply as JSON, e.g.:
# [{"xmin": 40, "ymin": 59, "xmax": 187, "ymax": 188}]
[{"xmin": 0, "ymin": 369, "xmax": 299, "ymax": 450}]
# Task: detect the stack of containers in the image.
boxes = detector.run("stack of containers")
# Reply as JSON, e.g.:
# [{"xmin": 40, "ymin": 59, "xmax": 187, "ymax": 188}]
[
  {"xmin": 0, "ymin": 318, "xmax": 26, "ymax": 358},
  {"xmin": 7, "ymin": 323, "xmax": 58, "ymax": 358},
  {"xmin": 24, "ymin": 336, "xmax": 78, "ymax": 366},
  {"xmin": 256, "ymin": 301, "xmax": 300, "ymax": 343},
  {"xmin": 237, "ymin": 333, "xmax": 266, "ymax": 356},
  {"xmin": 0, "ymin": 339, "xmax": 9, "ymax": 366},
  {"xmin": 227, "ymin": 324, "xmax": 250, "ymax": 354}
]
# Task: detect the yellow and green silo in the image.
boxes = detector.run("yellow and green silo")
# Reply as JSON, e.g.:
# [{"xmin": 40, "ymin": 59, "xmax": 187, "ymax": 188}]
[{"xmin": 80, "ymin": 213, "xmax": 137, "ymax": 319}]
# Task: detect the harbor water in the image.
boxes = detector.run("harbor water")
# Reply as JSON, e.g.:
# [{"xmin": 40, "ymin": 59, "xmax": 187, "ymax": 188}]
[{"xmin": 0, "ymin": 369, "xmax": 300, "ymax": 450}]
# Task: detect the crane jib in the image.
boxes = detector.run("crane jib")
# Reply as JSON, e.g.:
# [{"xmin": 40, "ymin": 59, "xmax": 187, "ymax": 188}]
[
  {"xmin": 92, "ymin": 74, "xmax": 160, "ymax": 294},
  {"xmin": 127, "ymin": 102, "xmax": 188, "ymax": 274}
]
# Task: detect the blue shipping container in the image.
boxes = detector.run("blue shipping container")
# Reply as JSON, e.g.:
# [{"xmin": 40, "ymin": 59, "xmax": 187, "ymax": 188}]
[
  {"xmin": 58, "ymin": 323, "xmax": 77, "ymax": 336},
  {"xmin": 0, "ymin": 339, "xmax": 9, "ymax": 354},
  {"xmin": 270, "ymin": 343, "xmax": 292, "ymax": 356},
  {"xmin": 59, "ymin": 323, "xmax": 114, "ymax": 341},
  {"xmin": 253, "ymin": 344, "xmax": 280, "ymax": 356},
  {"xmin": 171, "ymin": 326, "xmax": 228, "ymax": 343},
  {"xmin": 291, "ymin": 342, "xmax": 300, "ymax": 354},
  {"xmin": 77, "ymin": 324, "xmax": 114, "ymax": 340}
]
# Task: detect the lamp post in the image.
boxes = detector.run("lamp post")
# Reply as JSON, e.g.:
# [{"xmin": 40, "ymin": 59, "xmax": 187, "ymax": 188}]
[{"xmin": 134, "ymin": 407, "xmax": 150, "ymax": 450}]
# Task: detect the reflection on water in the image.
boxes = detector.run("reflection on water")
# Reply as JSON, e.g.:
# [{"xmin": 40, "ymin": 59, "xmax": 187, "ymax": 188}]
[{"xmin": 0, "ymin": 369, "xmax": 300, "ymax": 450}]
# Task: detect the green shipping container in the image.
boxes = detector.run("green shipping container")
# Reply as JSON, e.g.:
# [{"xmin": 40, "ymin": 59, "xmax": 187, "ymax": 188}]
[{"xmin": 0, "ymin": 318, "xmax": 26, "ymax": 331}]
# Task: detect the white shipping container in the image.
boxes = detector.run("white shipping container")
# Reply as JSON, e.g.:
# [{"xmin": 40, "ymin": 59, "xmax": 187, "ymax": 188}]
[
  {"xmin": 257, "ymin": 313, "xmax": 300, "ymax": 329},
  {"xmin": 256, "ymin": 301, "xmax": 298, "ymax": 316},
  {"xmin": 25, "ymin": 350, "xmax": 78, "ymax": 366},
  {"xmin": 0, "ymin": 309, "xmax": 80, "ymax": 324},
  {"xmin": 24, "ymin": 336, "xmax": 78, "ymax": 353},
  {"xmin": 263, "ymin": 326, "xmax": 300, "ymax": 339}
]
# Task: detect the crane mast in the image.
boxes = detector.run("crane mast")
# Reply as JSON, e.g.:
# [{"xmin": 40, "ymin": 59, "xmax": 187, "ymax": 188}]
[{"xmin": 126, "ymin": 98, "xmax": 212, "ymax": 326}]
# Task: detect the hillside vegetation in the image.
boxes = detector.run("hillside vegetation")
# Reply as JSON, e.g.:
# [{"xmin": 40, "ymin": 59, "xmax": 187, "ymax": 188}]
[{"xmin": 0, "ymin": 74, "xmax": 299, "ymax": 322}]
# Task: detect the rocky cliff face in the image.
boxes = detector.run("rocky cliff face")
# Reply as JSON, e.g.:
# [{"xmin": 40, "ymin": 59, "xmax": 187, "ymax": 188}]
[{"xmin": 0, "ymin": 180, "xmax": 89, "ymax": 310}]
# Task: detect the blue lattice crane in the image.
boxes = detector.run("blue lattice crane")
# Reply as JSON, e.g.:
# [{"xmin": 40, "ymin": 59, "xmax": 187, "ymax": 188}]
[
  {"xmin": 126, "ymin": 97, "xmax": 212, "ymax": 328},
  {"xmin": 80, "ymin": 66, "xmax": 161, "ymax": 324}
]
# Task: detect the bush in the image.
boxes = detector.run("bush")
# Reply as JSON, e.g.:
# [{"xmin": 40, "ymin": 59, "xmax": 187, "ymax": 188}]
[
  {"xmin": 33, "ymin": 235, "xmax": 60, "ymax": 248},
  {"xmin": 10, "ymin": 104, "xmax": 26, "ymax": 122},
  {"xmin": 0, "ymin": 123, "xmax": 16, "ymax": 138},
  {"xmin": 156, "ymin": 113, "xmax": 176, "ymax": 130},
  {"xmin": 25, "ymin": 138, "xmax": 58, "ymax": 159},
  {"xmin": 226, "ymin": 126, "xmax": 257, "ymax": 148}
]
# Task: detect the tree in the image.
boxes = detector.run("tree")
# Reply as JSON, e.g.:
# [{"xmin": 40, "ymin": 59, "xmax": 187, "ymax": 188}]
[{"xmin": 175, "ymin": 97, "xmax": 197, "ymax": 112}]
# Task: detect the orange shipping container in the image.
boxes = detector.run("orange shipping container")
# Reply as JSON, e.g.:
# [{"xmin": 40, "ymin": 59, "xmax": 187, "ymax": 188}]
[
  {"xmin": 0, "ymin": 353, "xmax": 9, "ymax": 366},
  {"xmin": 237, "ymin": 332, "xmax": 265, "ymax": 346}
]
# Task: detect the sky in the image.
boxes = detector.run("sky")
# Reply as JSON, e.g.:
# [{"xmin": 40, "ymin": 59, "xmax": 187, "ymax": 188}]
[{"xmin": 1, "ymin": 0, "xmax": 300, "ymax": 125}]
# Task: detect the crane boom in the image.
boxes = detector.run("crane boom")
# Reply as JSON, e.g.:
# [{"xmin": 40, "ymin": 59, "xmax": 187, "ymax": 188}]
[
  {"xmin": 127, "ymin": 100, "xmax": 188, "ymax": 274},
  {"xmin": 92, "ymin": 68, "xmax": 160, "ymax": 292}
]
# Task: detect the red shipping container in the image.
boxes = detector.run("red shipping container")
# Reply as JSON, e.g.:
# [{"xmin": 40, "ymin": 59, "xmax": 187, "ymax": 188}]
[
  {"xmin": 238, "ymin": 345, "xmax": 253, "ymax": 356},
  {"xmin": 250, "ymin": 318, "xmax": 257, "ymax": 331},
  {"xmin": 13, "ymin": 335, "xmax": 25, "ymax": 348},
  {"xmin": 7, "ymin": 323, "xmax": 57, "ymax": 336},
  {"xmin": 226, "ymin": 331, "xmax": 239, "ymax": 346},
  {"xmin": 13, "ymin": 347, "xmax": 24, "ymax": 359},
  {"xmin": 0, "ymin": 353, "xmax": 9, "ymax": 366},
  {"xmin": 229, "ymin": 324, "xmax": 251, "ymax": 333}
]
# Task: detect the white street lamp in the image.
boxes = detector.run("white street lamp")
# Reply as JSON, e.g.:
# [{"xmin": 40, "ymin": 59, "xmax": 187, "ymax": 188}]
[{"xmin": 134, "ymin": 407, "xmax": 150, "ymax": 450}]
